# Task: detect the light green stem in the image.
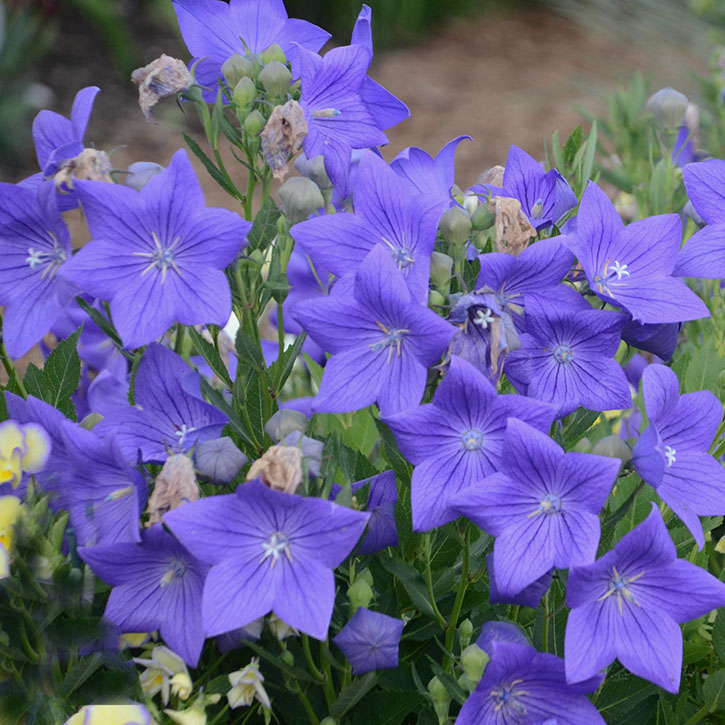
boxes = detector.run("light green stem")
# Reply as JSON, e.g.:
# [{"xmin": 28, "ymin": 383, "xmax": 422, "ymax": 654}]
[{"xmin": 443, "ymin": 526, "xmax": 470, "ymax": 671}]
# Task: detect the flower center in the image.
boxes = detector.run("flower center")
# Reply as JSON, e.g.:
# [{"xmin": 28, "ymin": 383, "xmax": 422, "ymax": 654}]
[
  {"xmin": 473, "ymin": 308, "xmax": 495, "ymax": 329},
  {"xmin": 132, "ymin": 232, "xmax": 182, "ymax": 283},
  {"xmin": 25, "ymin": 232, "xmax": 67, "ymax": 280},
  {"xmin": 461, "ymin": 428, "xmax": 483, "ymax": 451},
  {"xmin": 174, "ymin": 424, "xmax": 197, "ymax": 450},
  {"xmin": 552, "ymin": 343, "xmax": 573, "ymax": 364},
  {"xmin": 260, "ymin": 531, "xmax": 293, "ymax": 568},
  {"xmin": 532, "ymin": 493, "xmax": 561, "ymax": 516},
  {"xmin": 593, "ymin": 259, "xmax": 630, "ymax": 296},
  {"xmin": 160, "ymin": 557, "xmax": 187, "ymax": 587},
  {"xmin": 664, "ymin": 445, "xmax": 676, "ymax": 467},
  {"xmin": 381, "ymin": 235, "xmax": 415, "ymax": 270},
  {"xmin": 530, "ymin": 198, "xmax": 544, "ymax": 219},
  {"xmin": 370, "ymin": 322, "xmax": 408, "ymax": 363},
  {"xmin": 597, "ymin": 565, "xmax": 645, "ymax": 615},
  {"xmin": 491, "ymin": 679, "xmax": 528, "ymax": 715}
]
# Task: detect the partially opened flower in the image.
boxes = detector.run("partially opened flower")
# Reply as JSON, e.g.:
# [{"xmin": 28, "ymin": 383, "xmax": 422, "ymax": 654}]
[
  {"xmin": 64, "ymin": 703, "xmax": 151, "ymax": 725},
  {"xmin": 164, "ymin": 479, "xmax": 369, "ymax": 639},
  {"xmin": 333, "ymin": 607, "xmax": 404, "ymax": 674},
  {"xmin": 632, "ymin": 364, "xmax": 725, "ymax": 548},
  {"xmin": 133, "ymin": 645, "xmax": 191, "ymax": 704},
  {"xmin": 0, "ymin": 495, "xmax": 21, "ymax": 579},
  {"xmin": 0, "ymin": 419, "xmax": 51, "ymax": 489},
  {"xmin": 565, "ymin": 504, "xmax": 725, "ymax": 693},
  {"xmin": 227, "ymin": 658, "xmax": 271, "ymax": 709}
]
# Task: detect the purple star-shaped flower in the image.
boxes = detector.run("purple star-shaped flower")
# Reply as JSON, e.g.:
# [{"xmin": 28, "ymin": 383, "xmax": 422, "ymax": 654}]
[
  {"xmin": 297, "ymin": 45, "xmax": 389, "ymax": 197},
  {"xmin": 632, "ymin": 364, "xmax": 725, "ymax": 549},
  {"xmin": 566, "ymin": 503, "xmax": 725, "ymax": 693},
  {"xmin": 292, "ymin": 152, "xmax": 443, "ymax": 304},
  {"xmin": 60, "ymin": 422, "xmax": 146, "ymax": 546},
  {"xmin": 172, "ymin": 0, "xmax": 329, "ymax": 100},
  {"xmin": 451, "ymin": 418, "xmax": 619, "ymax": 597},
  {"xmin": 383, "ymin": 356, "xmax": 556, "ymax": 532},
  {"xmin": 79, "ymin": 524, "xmax": 208, "ymax": 666},
  {"xmin": 391, "ymin": 135, "xmax": 471, "ymax": 207},
  {"xmin": 674, "ymin": 159, "xmax": 725, "ymax": 278},
  {"xmin": 0, "ymin": 181, "xmax": 76, "ymax": 359},
  {"xmin": 562, "ymin": 181, "xmax": 708, "ymax": 323},
  {"xmin": 291, "ymin": 245, "xmax": 456, "ymax": 415},
  {"xmin": 331, "ymin": 470, "xmax": 398, "ymax": 554},
  {"xmin": 470, "ymin": 145, "xmax": 577, "ymax": 230},
  {"xmin": 95, "ymin": 343, "xmax": 228, "ymax": 464},
  {"xmin": 457, "ymin": 641, "xmax": 605, "ymax": 725},
  {"xmin": 60, "ymin": 149, "xmax": 251, "ymax": 349},
  {"xmin": 504, "ymin": 293, "xmax": 632, "ymax": 418},
  {"xmin": 333, "ymin": 607, "xmax": 403, "ymax": 675},
  {"xmin": 476, "ymin": 621, "xmax": 529, "ymax": 654},
  {"xmin": 487, "ymin": 553, "xmax": 553, "ymax": 609},
  {"xmin": 164, "ymin": 479, "xmax": 369, "ymax": 639}
]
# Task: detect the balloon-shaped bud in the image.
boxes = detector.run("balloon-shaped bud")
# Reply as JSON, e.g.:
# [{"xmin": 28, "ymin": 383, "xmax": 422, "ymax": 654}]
[
  {"xmin": 279, "ymin": 177, "xmax": 324, "ymax": 223},
  {"xmin": 222, "ymin": 53, "xmax": 255, "ymax": 87},
  {"xmin": 440, "ymin": 206, "xmax": 472, "ymax": 246},
  {"xmin": 647, "ymin": 87, "xmax": 688, "ymax": 131},
  {"xmin": 259, "ymin": 60, "xmax": 292, "ymax": 99}
]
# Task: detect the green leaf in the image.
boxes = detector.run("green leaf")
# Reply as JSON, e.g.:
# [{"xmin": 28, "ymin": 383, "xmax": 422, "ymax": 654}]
[
  {"xmin": 74, "ymin": 295, "xmax": 129, "ymax": 359},
  {"xmin": 563, "ymin": 125, "xmax": 583, "ymax": 167},
  {"xmin": 188, "ymin": 327, "xmax": 232, "ymax": 387},
  {"xmin": 596, "ymin": 667, "xmax": 658, "ymax": 719},
  {"xmin": 703, "ymin": 669, "xmax": 725, "ymax": 711},
  {"xmin": 235, "ymin": 328, "xmax": 266, "ymax": 373},
  {"xmin": 579, "ymin": 120, "xmax": 598, "ymax": 189},
  {"xmin": 561, "ymin": 408, "xmax": 600, "ymax": 449},
  {"xmin": 684, "ymin": 339, "xmax": 723, "ymax": 395},
  {"xmin": 42, "ymin": 328, "xmax": 82, "ymax": 419},
  {"xmin": 127, "ymin": 347, "xmax": 145, "ymax": 406},
  {"xmin": 658, "ymin": 692, "xmax": 678, "ymax": 725},
  {"xmin": 713, "ymin": 609, "xmax": 725, "ymax": 664},
  {"xmin": 23, "ymin": 363, "xmax": 45, "ymax": 400},
  {"xmin": 375, "ymin": 419, "xmax": 412, "ymax": 486},
  {"xmin": 183, "ymin": 132, "xmax": 239, "ymax": 199},
  {"xmin": 247, "ymin": 196, "xmax": 281, "ymax": 252},
  {"xmin": 269, "ymin": 331, "xmax": 306, "ymax": 395},
  {"xmin": 303, "ymin": 352, "xmax": 325, "ymax": 390},
  {"xmin": 428, "ymin": 661, "xmax": 467, "ymax": 705},
  {"xmin": 238, "ymin": 371, "xmax": 272, "ymax": 447},
  {"xmin": 57, "ymin": 651, "xmax": 103, "ymax": 698},
  {"xmin": 379, "ymin": 556, "xmax": 437, "ymax": 619},
  {"xmin": 330, "ymin": 672, "xmax": 378, "ymax": 718},
  {"xmin": 200, "ymin": 378, "xmax": 255, "ymax": 451}
]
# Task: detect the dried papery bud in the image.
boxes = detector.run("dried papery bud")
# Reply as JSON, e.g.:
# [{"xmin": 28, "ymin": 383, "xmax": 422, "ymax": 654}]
[
  {"xmin": 222, "ymin": 52, "xmax": 255, "ymax": 87},
  {"xmin": 647, "ymin": 87, "xmax": 688, "ymax": 131},
  {"xmin": 440, "ymin": 206, "xmax": 472, "ymax": 246},
  {"xmin": 278, "ymin": 176, "xmax": 324, "ymax": 223},
  {"xmin": 259, "ymin": 60, "xmax": 292, "ymax": 99},
  {"xmin": 145, "ymin": 454, "xmax": 199, "ymax": 526},
  {"xmin": 246, "ymin": 446, "xmax": 303, "ymax": 494},
  {"xmin": 264, "ymin": 409, "xmax": 307, "ymax": 442},
  {"xmin": 476, "ymin": 164, "xmax": 505, "ymax": 187},
  {"xmin": 488, "ymin": 196, "xmax": 536, "ymax": 256},
  {"xmin": 294, "ymin": 152, "xmax": 332, "ymax": 190},
  {"xmin": 195, "ymin": 437, "xmax": 247, "ymax": 484},
  {"xmin": 54, "ymin": 148, "xmax": 113, "ymax": 190},
  {"xmin": 233, "ymin": 76, "xmax": 257, "ymax": 111},
  {"xmin": 131, "ymin": 54, "xmax": 194, "ymax": 123},
  {"xmin": 124, "ymin": 161, "xmax": 164, "ymax": 191},
  {"xmin": 259, "ymin": 99, "xmax": 308, "ymax": 181}
]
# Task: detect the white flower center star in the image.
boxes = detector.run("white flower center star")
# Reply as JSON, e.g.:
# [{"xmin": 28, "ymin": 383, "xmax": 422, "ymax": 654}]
[
  {"xmin": 473, "ymin": 308, "xmax": 495, "ymax": 329},
  {"xmin": 260, "ymin": 531, "xmax": 293, "ymax": 568},
  {"xmin": 664, "ymin": 445, "xmax": 676, "ymax": 467},
  {"xmin": 133, "ymin": 232, "xmax": 182, "ymax": 283}
]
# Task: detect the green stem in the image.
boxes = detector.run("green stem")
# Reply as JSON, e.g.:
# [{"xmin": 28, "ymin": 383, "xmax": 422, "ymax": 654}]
[
  {"xmin": 277, "ymin": 302, "xmax": 285, "ymax": 367},
  {"xmin": 423, "ymin": 533, "xmax": 448, "ymax": 630},
  {"xmin": 301, "ymin": 634, "xmax": 325, "ymax": 682},
  {"xmin": 683, "ymin": 704, "xmax": 709, "ymax": 725},
  {"xmin": 194, "ymin": 652, "xmax": 229, "ymax": 689},
  {"xmin": 0, "ymin": 338, "xmax": 27, "ymax": 398},
  {"xmin": 209, "ymin": 703, "xmax": 230, "ymax": 725},
  {"xmin": 543, "ymin": 590, "xmax": 550, "ymax": 653},
  {"xmin": 443, "ymin": 526, "xmax": 471, "ymax": 671},
  {"xmin": 319, "ymin": 640, "xmax": 337, "ymax": 707},
  {"xmin": 294, "ymin": 682, "xmax": 320, "ymax": 725},
  {"xmin": 244, "ymin": 166, "xmax": 258, "ymax": 221},
  {"xmin": 174, "ymin": 324, "xmax": 186, "ymax": 356}
]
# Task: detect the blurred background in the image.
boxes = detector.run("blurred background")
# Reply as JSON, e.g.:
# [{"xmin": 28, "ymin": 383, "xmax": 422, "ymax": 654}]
[{"xmin": 0, "ymin": 0, "xmax": 722, "ymax": 196}]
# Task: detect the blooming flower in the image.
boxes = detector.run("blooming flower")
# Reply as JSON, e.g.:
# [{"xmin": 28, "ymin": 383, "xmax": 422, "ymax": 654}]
[
  {"xmin": 565, "ymin": 503, "xmax": 725, "ymax": 693},
  {"xmin": 383, "ymin": 355, "xmax": 555, "ymax": 531},
  {"xmin": 132, "ymin": 645, "xmax": 192, "ymax": 705},
  {"xmin": 632, "ymin": 364, "xmax": 725, "ymax": 548},
  {"xmin": 562, "ymin": 181, "xmax": 708, "ymax": 323},
  {"xmin": 476, "ymin": 621, "xmax": 529, "ymax": 654},
  {"xmin": 333, "ymin": 607, "xmax": 404, "ymax": 675},
  {"xmin": 0, "ymin": 495, "xmax": 21, "ymax": 579},
  {"xmin": 164, "ymin": 479, "xmax": 369, "ymax": 639},
  {"xmin": 451, "ymin": 418, "xmax": 619, "ymax": 597},
  {"xmin": 64, "ymin": 703, "xmax": 152, "ymax": 725},
  {"xmin": 0, "ymin": 181, "xmax": 76, "ymax": 358},
  {"xmin": 456, "ymin": 641, "xmax": 605, "ymax": 724},
  {"xmin": 60, "ymin": 149, "xmax": 252, "ymax": 349},
  {"xmin": 291, "ymin": 245, "xmax": 456, "ymax": 415},
  {"xmin": 0, "ymin": 419, "xmax": 51, "ymax": 489},
  {"xmin": 503, "ymin": 293, "xmax": 632, "ymax": 418},
  {"xmin": 95, "ymin": 343, "xmax": 228, "ymax": 464},
  {"xmin": 80, "ymin": 525, "xmax": 209, "ymax": 666},
  {"xmin": 487, "ymin": 553, "xmax": 552, "ymax": 609},
  {"xmin": 228, "ymin": 658, "xmax": 271, "ymax": 709}
]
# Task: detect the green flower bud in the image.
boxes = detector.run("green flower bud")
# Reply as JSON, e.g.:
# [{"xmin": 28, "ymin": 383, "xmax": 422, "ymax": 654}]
[
  {"xmin": 572, "ymin": 436, "xmax": 592, "ymax": 453},
  {"xmin": 279, "ymin": 177, "xmax": 324, "ymax": 224},
  {"xmin": 260, "ymin": 43, "xmax": 287, "ymax": 65},
  {"xmin": 222, "ymin": 53, "xmax": 255, "ymax": 87},
  {"xmin": 259, "ymin": 60, "xmax": 292, "ymax": 99},
  {"xmin": 591, "ymin": 435, "xmax": 632, "ymax": 467},
  {"xmin": 428, "ymin": 290, "xmax": 446, "ymax": 309},
  {"xmin": 430, "ymin": 251, "xmax": 453, "ymax": 290},
  {"xmin": 347, "ymin": 579, "xmax": 373, "ymax": 612},
  {"xmin": 244, "ymin": 109, "xmax": 266, "ymax": 137},
  {"xmin": 427, "ymin": 676, "xmax": 449, "ymax": 705},
  {"xmin": 461, "ymin": 644, "xmax": 488, "ymax": 684},
  {"xmin": 264, "ymin": 409, "xmax": 308, "ymax": 442},
  {"xmin": 357, "ymin": 568, "xmax": 374, "ymax": 587},
  {"xmin": 280, "ymin": 650, "xmax": 294, "ymax": 666},
  {"xmin": 471, "ymin": 202, "xmax": 495, "ymax": 231},
  {"xmin": 320, "ymin": 719, "xmax": 337, "ymax": 725},
  {"xmin": 463, "ymin": 194, "xmax": 479, "ymax": 216},
  {"xmin": 249, "ymin": 249, "xmax": 265, "ymax": 265},
  {"xmin": 647, "ymin": 87, "xmax": 688, "ymax": 131},
  {"xmin": 458, "ymin": 618, "xmax": 474, "ymax": 650},
  {"xmin": 233, "ymin": 76, "xmax": 257, "ymax": 110},
  {"xmin": 440, "ymin": 206, "xmax": 472, "ymax": 246}
]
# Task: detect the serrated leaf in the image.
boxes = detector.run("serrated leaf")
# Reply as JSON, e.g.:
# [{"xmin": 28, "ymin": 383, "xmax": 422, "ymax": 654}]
[
  {"xmin": 561, "ymin": 408, "xmax": 600, "ymax": 449},
  {"xmin": 235, "ymin": 328, "xmax": 266, "ymax": 373},
  {"xmin": 685, "ymin": 339, "xmax": 723, "ymax": 395},
  {"xmin": 74, "ymin": 296, "xmax": 128, "ymax": 358},
  {"xmin": 330, "ymin": 672, "xmax": 377, "ymax": 718},
  {"xmin": 247, "ymin": 196, "xmax": 281, "ymax": 252},
  {"xmin": 379, "ymin": 556, "xmax": 436, "ymax": 619},
  {"xmin": 375, "ymin": 419, "xmax": 412, "ymax": 486},
  {"xmin": 200, "ymin": 377, "xmax": 254, "ymax": 451},
  {"xmin": 188, "ymin": 327, "xmax": 232, "ymax": 387},
  {"xmin": 42, "ymin": 328, "xmax": 82, "ymax": 419},
  {"xmin": 704, "ymin": 669, "xmax": 725, "ymax": 711},
  {"xmin": 269, "ymin": 331, "xmax": 306, "ymax": 395},
  {"xmin": 57, "ymin": 652, "xmax": 103, "ymax": 698},
  {"xmin": 23, "ymin": 363, "xmax": 45, "ymax": 400},
  {"xmin": 713, "ymin": 609, "xmax": 725, "ymax": 664}
]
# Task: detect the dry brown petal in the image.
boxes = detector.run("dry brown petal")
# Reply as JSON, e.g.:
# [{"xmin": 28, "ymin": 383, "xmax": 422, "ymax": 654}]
[
  {"xmin": 260, "ymin": 100, "xmax": 308, "ymax": 182},
  {"xmin": 246, "ymin": 445, "xmax": 303, "ymax": 495},
  {"xmin": 145, "ymin": 454, "xmax": 199, "ymax": 526},
  {"xmin": 131, "ymin": 54, "xmax": 194, "ymax": 123},
  {"xmin": 476, "ymin": 164, "xmax": 505, "ymax": 188},
  {"xmin": 488, "ymin": 196, "xmax": 536, "ymax": 256},
  {"xmin": 54, "ymin": 148, "xmax": 113, "ymax": 191}
]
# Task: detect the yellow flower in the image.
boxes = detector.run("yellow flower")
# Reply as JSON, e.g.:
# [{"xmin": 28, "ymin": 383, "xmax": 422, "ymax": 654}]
[
  {"xmin": 0, "ymin": 495, "xmax": 21, "ymax": 579},
  {"xmin": 0, "ymin": 420, "xmax": 51, "ymax": 489},
  {"xmin": 64, "ymin": 703, "xmax": 153, "ymax": 725},
  {"xmin": 227, "ymin": 658, "xmax": 270, "ymax": 709},
  {"xmin": 134, "ymin": 645, "xmax": 190, "ymax": 705}
]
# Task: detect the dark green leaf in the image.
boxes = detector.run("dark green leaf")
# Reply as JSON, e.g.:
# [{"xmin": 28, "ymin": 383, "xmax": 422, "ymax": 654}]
[
  {"xmin": 188, "ymin": 327, "xmax": 232, "ymax": 387},
  {"xmin": 429, "ymin": 661, "xmax": 467, "ymax": 705},
  {"xmin": 235, "ymin": 328, "xmax": 266, "ymax": 373},
  {"xmin": 42, "ymin": 328, "xmax": 82, "ymax": 419},
  {"xmin": 74, "ymin": 296, "xmax": 128, "ymax": 358},
  {"xmin": 379, "ymin": 556, "xmax": 437, "ymax": 619},
  {"xmin": 200, "ymin": 378, "xmax": 255, "ymax": 450},
  {"xmin": 330, "ymin": 672, "xmax": 377, "ymax": 718},
  {"xmin": 713, "ymin": 609, "xmax": 725, "ymax": 665},
  {"xmin": 685, "ymin": 339, "xmax": 722, "ymax": 395},
  {"xmin": 57, "ymin": 652, "xmax": 103, "ymax": 698},
  {"xmin": 247, "ymin": 196, "xmax": 281, "ymax": 252},
  {"xmin": 269, "ymin": 331, "xmax": 306, "ymax": 395},
  {"xmin": 303, "ymin": 352, "xmax": 324, "ymax": 389},
  {"xmin": 375, "ymin": 419, "xmax": 412, "ymax": 486},
  {"xmin": 561, "ymin": 408, "xmax": 600, "ymax": 449},
  {"xmin": 23, "ymin": 364, "xmax": 45, "ymax": 400},
  {"xmin": 563, "ymin": 125, "xmax": 583, "ymax": 166},
  {"xmin": 127, "ymin": 347, "xmax": 145, "ymax": 406},
  {"xmin": 183, "ymin": 132, "xmax": 239, "ymax": 199},
  {"xmin": 703, "ymin": 669, "xmax": 725, "ymax": 711}
]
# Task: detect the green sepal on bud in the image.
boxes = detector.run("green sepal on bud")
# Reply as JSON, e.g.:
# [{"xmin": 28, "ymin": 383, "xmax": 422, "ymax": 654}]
[
  {"xmin": 647, "ymin": 87, "xmax": 688, "ymax": 131},
  {"xmin": 427, "ymin": 675, "xmax": 449, "ymax": 704},
  {"xmin": 428, "ymin": 289, "xmax": 446, "ymax": 309},
  {"xmin": 222, "ymin": 53, "xmax": 255, "ymax": 87},
  {"xmin": 356, "ymin": 568, "xmax": 374, "ymax": 587},
  {"xmin": 461, "ymin": 644, "xmax": 488, "ymax": 684},
  {"xmin": 590, "ymin": 434, "xmax": 632, "ymax": 467},
  {"xmin": 458, "ymin": 617, "xmax": 473, "ymax": 650},
  {"xmin": 440, "ymin": 206, "xmax": 472, "ymax": 246},
  {"xmin": 347, "ymin": 578, "xmax": 373, "ymax": 612},
  {"xmin": 279, "ymin": 177, "xmax": 324, "ymax": 224},
  {"xmin": 471, "ymin": 202, "xmax": 495, "ymax": 231},
  {"xmin": 244, "ymin": 109, "xmax": 266, "ymax": 136},
  {"xmin": 260, "ymin": 43, "xmax": 287, "ymax": 65},
  {"xmin": 280, "ymin": 650, "xmax": 294, "ymax": 666},
  {"xmin": 259, "ymin": 60, "xmax": 292, "ymax": 99},
  {"xmin": 430, "ymin": 251, "xmax": 453, "ymax": 291},
  {"xmin": 233, "ymin": 76, "xmax": 257, "ymax": 111}
]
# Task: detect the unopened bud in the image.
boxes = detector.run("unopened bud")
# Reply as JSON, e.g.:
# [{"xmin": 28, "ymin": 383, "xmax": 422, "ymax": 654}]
[
  {"xmin": 458, "ymin": 618, "xmax": 473, "ymax": 650},
  {"xmin": 715, "ymin": 535, "xmax": 725, "ymax": 554},
  {"xmin": 427, "ymin": 676, "xmax": 449, "ymax": 705},
  {"xmin": 294, "ymin": 153, "xmax": 332, "ymax": 190},
  {"xmin": 279, "ymin": 177, "xmax": 324, "ymax": 223},
  {"xmin": 244, "ymin": 109, "xmax": 266, "ymax": 136},
  {"xmin": 260, "ymin": 43, "xmax": 287, "ymax": 65},
  {"xmin": 440, "ymin": 206, "xmax": 472, "ymax": 246},
  {"xmin": 590, "ymin": 435, "xmax": 632, "ymax": 467},
  {"xmin": 222, "ymin": 53, "xmax": 255, "ymax": 87},
  {"xmin": 428, "ymin": 290, "xmax": 446, "ymax": 308},
  {"xmin": 320, "ymin": 719, "xmax": 337, "ymax": 725},
  {"xmin": 259, "ymin": 60, "xmax": 292, "ymax": 99},
  {"xmin": 357, "ymin": 568, "xmax": 374, "ymax": 587},
  {"xmin": 265, "ymin": 409, "xmax": 307, "ymax": 442},
  {"xmin": 233, "ymin": 76, "xmax": 257, "ymax": 110},
  {"xmin": 572, "ymin": 436, "xmax": 592, "ymax": 453},
  {"xmin": 347, "ymin": 579, "xmax": 373, "ymax": 612},
  {"xmin": 461, "ymin": 644, "xmax": 488, "ymax": 684},
  {"xmin": 430, "ymin": 251, "xmax": 453, "ymax": 290},
  {"xmin": 462, "ymin": 193, "xmax": 479, "ymax": 216},
  {"xmin": 280, "ymin": 650, "xmax": 295, "ymax": 666},
  {"xmin": 80, "ymin": 411, "xmax": 103, "ymax": 430},
  {"xmin": 647, "ymin": 87, "xmax": 688, "ymax": 131},
  {"xmin": 124, "ymin": 161, "xmax": 164, "ymax": 192},
  {"xmin": 471, "ymin": 202, "xmax": 496, "ymax": 231},
  {"xmin": 195, "ymin": 437, "xmax": 248, "ymax": 484}
]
